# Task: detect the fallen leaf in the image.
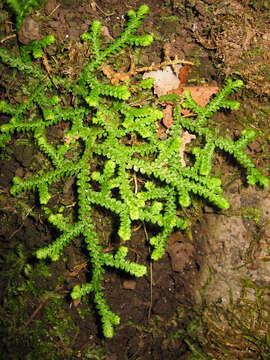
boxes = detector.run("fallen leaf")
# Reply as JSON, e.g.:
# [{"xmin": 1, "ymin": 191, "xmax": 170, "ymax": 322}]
[
  {"xmin": 73, "ymin": 298, "xmax": 81, "ymax": 307},
  {"xmin": 155, "ymin": 121, "xmax": 168, "ymax": 140},
  {"xmin": 179, "ymin": 131, "xmax": 196, "ymax": 167},
  {"xmin": 101, "ymin": 25, "xmax": 114, "ymax": 41},
  {"xmin": 100, "ymin": 64, "xmax": 131, "ymax": 85},
  {"xmin": 178, "ymin": 65, "xmax": 191, "ymax": 90},
  {"xmin": 161, "ymin": 104, "xmax": 196, "ymax": 166},
  {"xmin": 162, "ymin": 104, "xmax": 174, "ymax": 128},
  {"xmin": 169, "ymin": 84, "xmax": 219, "ymax": 116},
  {"xmin": 143, "ymin": 61, "xmax": 218, "ymax": 167},
  {"xmin": 90, "ymin": 1, "xmax": 97, "ymax": 11},
  {"xmin": 142, "ymin": 65, "xmax": 182, "ymax": 96},
  {"xmin": 182, "ymin": 85, "xmax": 219, "ymax": 107}
]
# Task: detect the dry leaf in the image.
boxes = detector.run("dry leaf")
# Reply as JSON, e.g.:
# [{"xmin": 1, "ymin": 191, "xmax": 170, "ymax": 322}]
[
  {"xmin": 143, "ymin": 60, "xmax": 218, "ymax": 167},
  {"xmin": 155, "ymin": 121, "xmax": 168, "ymax": 140},
  {"xmin": 169, "ymin": 84, "xmax": 219, "ymax": 116},
  {"xmin": 178, "ymin": 65, "xmax": 191, "ymax": 90},
  {"xmin": 100, "ymin": 64, "xmax": 131, "ymax": 85},
  {"xmin": 101, "ymin": 25, "xmax": 114, "ymax": 41},
  {"xmin": 162, "ymin": 104, "xmax": 174, "ymax": 128},
  {"xmin": 161, "ymin": 105, "xmax": 196, "ymax": 166},
  {"xmin": 182, "ymin": 85, "xmax": 219, "ymax": 107},
  {"xmin": 142, "ymin": 65, "xmax": 182, "ymax": 96},
  {"xmin": 90, "ymin": 1, "xmax": 97, "ymax": 11},
  {"xmin": 73, "ymin": 298, "xmax": 81, "ymax": 307},
  {"xmin": 179, "ymin": 131, "xmax": 196, "ymax": 167}
]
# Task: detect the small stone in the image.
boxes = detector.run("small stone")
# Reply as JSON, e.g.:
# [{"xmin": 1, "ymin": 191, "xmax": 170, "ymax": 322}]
[
  {"xmin": 167, "ymin": 242, "xmax": 195, "ymax": 273},
  {"xmin": 13, "ymin": 144, "xmax": 34, "ymax": 168},
  {"xmin": 15, "ymin": 167, "xmax": 24, "ymax": 178},
  {"xmin": 18, "ymin": 17, "xmax": 41, "ymax": 44},
  {"xmin": 123, "ymin": 279, "xmax": 136, "ymax": 290},
  {"xmin": 262, "ymin": 32, "xmax": 270, "ymax": 41}
]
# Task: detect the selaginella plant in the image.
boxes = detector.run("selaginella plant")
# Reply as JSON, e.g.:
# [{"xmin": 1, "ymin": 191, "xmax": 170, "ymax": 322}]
[{"xmin": 0, "ymin": 4, "xmax": 268, "ymax": 337}]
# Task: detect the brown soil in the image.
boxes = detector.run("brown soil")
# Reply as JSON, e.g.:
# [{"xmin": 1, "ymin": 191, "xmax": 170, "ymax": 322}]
[{"xmin": 0, "ymin": 1, "xmax": 270, "ymax": 359}]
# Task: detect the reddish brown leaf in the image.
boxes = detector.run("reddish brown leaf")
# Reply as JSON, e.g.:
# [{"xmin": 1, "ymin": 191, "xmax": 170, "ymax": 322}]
[
  {"xmin": 162, "ymin": 104, "xmax": 174, "ymax": 128},
  {"xmin": 183, "ymin": 85, "xmax": 219, "ymax": 107}
]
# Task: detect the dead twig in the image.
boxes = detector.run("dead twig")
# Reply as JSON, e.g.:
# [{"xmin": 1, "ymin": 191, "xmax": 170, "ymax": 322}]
[
  {"xmin": 143, "ymin": 222, "xmax": 153, "ymax": 320},
  {"xmin": 0, "ymin": 34, "xmax": 16, "ymax": 43},
  {"xmin": 8, "ymin": 206, "xmax": 35, "ymax": 240},
  {"xmin": 47, "ymin": 3, "xmax": 61, "ymax": 17}
]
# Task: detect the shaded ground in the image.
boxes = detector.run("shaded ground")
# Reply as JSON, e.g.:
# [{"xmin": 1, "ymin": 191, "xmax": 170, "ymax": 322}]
[{"xmin": 0, "ymin": 0, "xmax": 270, "ymax": 359}]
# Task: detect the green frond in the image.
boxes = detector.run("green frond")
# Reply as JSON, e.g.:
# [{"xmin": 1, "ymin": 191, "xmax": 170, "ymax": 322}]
[
  {"xmin": 219, "ymin": 99, "xmax": 240, "ymax": 110},
  {"xmin": 0, "ymin": 133, "xmax": 11, "ymax": 147},
  {"xmin": 0, "ymin": 100, "xmax": 17, "ymax": 115},
  {"xmin": 35, "ymin": 131, "xmax": 63, "ymax": 166},
  {"xmin": 99, "ymin": 5, "xmax": 150, "ymax": 63},
  {"xmin": 71, "ymin": 283, "xmax": 93, "ymax": 300},
  {"xmin": 178, "ymin": 190, "xmax": 191, "ymax": 208},
  {"xmin": 20, "ymin": 35, "xmax": 55, "ymax": 62},
  {"xmin": 201, "ymin": 78, "xmax": 243, "ymax": 119},
  {"xmin": 82, "ymin": 20, "xmax": 102, "ymax": 58},
  {"xmin": 118, "ymin": 210, "xmax": 131, "ymax": 241},
  {"xmin": 38, "ymin": 182, "xmax": 51, "ymax": 204},
  {"xmin": 135, "ymin": 4, "xmax": 150, "ymax": 17},
  {"xmin": 198, "ymin": 140, "xmax": 215, "ymax": 176},
  {"xmin": 139, "ymin": 78, "xmax": 155, "ymax": 89},
  {"xmin": 159, "ymin": 93, "xmax": 182, "ymax": 103},
  {"xmin": 150, "ymin": 228, "xmax": 172, "ymax": 261},
  {"xmin": 236, "ymin": 129, "xmax": 256, "ymax": 149},
  {"xmin": 99, "ymin": 83, "xmax": 131, "ymax": 100},
  {"xmin": 122, "ymin": 261, "xmax": 147, "ymax": 277},
  {"xmin": 1, "ymin": 119, "xmax": 43, "ymax": 134},
  {"xmin": 48, "ymin": 213, "xmax": 71, "ymax": 232},
  {"xmin": 182, "ymin": 90, "xmax": 202, "ymax": 113},
  {"xmin": 101, "ymin": 311, "xmax": 120, "ymax": 339},
  {"xmin": 247, "ymin": 168, "xmax": 269, "ymax": 188},
  {"xmin": 36, "ymin": 222, "xmax": 84, "ymax": 261},
  {"xmin": 103, "ymin": 247, "xmax": 147, "ymax": 277},
  {"xmin": 10, "ymin": 161, "xmax": 81, "ymax": 197},
  {"xmin": 128, "ymin": 34, "xmax": 154, "ymax": 46},
  {"xmin": 0, "ymin": 49, "xmax": 44, "ymax": 78},
  {"xmin": 85, "ymin": 88, "xmax": 99, "ymax": 107}
]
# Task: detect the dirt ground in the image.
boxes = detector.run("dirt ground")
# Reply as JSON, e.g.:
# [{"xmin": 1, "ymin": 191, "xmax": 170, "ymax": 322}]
[{"xmin": 0, "ymin": 0, "xmax": 270, "ymax": 359}]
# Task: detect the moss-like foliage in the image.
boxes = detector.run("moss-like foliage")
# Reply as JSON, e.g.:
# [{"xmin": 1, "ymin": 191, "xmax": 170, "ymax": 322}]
[{"xmin": 0, "ymin": 5, "xmax": 268, "ymax": 337}]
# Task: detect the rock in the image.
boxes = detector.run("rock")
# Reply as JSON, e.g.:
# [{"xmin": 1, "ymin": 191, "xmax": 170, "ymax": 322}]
[
  {"xmin": 13, "ymin": 144, "xmax": 35, "ymax": 168},
  {"xmin": 18, "ymin": 17, "xmax": 41, "ymax": 44},
  {"xmin": 15, "ymin": 167, "xmax": 24, "ymax": 178},
  {"xmin": 192, "ymin": 185, "xmax": 270, "ymax": 307},
  {"xmin": 167, "ymin": 241, "xmax": 195, "ymax": 273},
  {"xmin": 122, "ymin": 280, "xmax": 136, "ymax": 290}
]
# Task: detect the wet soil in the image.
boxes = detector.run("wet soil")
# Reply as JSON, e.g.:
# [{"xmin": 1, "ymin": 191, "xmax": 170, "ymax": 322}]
[{"xmin": 0, "ymin": 0, "xmax": 270, "ymax": 359}]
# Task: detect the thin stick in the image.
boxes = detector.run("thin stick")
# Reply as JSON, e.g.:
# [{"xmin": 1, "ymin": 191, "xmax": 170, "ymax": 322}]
[
  {"xmin": 24, "ymin": 299, "xmax": 47, "ymax": 327},
  {"xmin": 0, "ymin": 34, "xmax": 16, "ymax": 43},
  {"xmin": 143, "ymin": 222, "xmax": 153, "ymax": 319},
  {"xmin": 47, "ymin": 4, "xmax": 61, "ymax": 17},
  {"xmin": 8, "ymin": 206, "xmax": 34, "ymax": 240},
  {"xmin": 136, "ymin": 58, "xmax": 194, "ymax": 73}
]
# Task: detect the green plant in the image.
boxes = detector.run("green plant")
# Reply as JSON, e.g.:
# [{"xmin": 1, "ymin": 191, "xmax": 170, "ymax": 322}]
[{"xmin": 0, "ymin": 4, "xmax": 268, "ymax": 338}]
